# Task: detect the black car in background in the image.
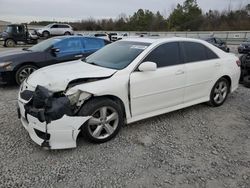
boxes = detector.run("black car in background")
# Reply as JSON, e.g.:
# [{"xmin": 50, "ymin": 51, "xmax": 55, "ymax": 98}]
[
  {"xmin": 0, "ymin": 36, "xmax": 110, "ymax": 85},
  {"xmin": 0, "ymin": 24, "xmax": 38, "ymax": 47},
  {"xmin": 205, "ymin": 37, "xmax": 230, "ymax": 52},
  {"xmin": 238, "ymin": 38, "xmax": 250, "ymax": 54}
]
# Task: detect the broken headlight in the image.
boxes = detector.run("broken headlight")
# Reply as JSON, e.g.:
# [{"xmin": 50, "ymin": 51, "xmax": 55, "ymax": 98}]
[{"xmin": 66, "ymin": 89, "xmax": 91, "ymax": 106}]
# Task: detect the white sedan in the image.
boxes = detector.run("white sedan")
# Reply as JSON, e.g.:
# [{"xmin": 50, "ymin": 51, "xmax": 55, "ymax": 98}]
[{"xmin": 17, "ymin": 37, "xmax": 240, "ymax": 149}]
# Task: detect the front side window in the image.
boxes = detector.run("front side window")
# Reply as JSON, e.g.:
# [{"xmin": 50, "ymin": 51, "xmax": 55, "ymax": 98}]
[
  {"xmin": 181, "ymin": 41, "xmax": 218, "ymax": 63},
  {"xmin": 28, "ymin": 38, "xmax": 62, "ymax": 52},
  {"xmin": 54, "ymin": 38, "xmax": 83, "ymax": 53},
  {"xmin": 85, "ymin": 41, "xmax": 150, "ymax": 70},
  {"xmin": 143, "ymin": 42, "xmax": 181, "ymax": 68}
]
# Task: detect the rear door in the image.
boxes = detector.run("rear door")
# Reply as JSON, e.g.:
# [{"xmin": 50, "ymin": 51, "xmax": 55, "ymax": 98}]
[
  {"xmin": 130, "ymin": 42, "xmax": 186, "ymax": 117},
  {"xmin": 180, "ymin": 41, "xmax": 221, "ymax": 103}
]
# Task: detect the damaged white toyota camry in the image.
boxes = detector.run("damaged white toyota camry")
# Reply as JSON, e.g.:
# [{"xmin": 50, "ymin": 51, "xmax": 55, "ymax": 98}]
[{"xmin": 17, "ymin": 37, "xmax": 240, "ymax": 149}]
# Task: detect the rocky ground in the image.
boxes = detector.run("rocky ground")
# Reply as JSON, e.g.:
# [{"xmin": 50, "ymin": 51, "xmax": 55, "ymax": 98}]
[{"xmin": 0, "ymin": 84, "xmax": 250, "ymax": 188}]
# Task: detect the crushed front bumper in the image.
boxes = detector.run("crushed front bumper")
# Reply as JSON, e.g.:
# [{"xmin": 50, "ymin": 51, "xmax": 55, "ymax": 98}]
[{"xmin": 18, "ymin": 95, "xmax": 90, "ymax": 150}]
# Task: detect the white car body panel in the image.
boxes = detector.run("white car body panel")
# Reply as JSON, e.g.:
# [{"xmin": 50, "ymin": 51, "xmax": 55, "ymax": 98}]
[
  {"xmin": 130, "ymin": 64, "xmax": 185, "ymax": 116},
  {"xmin": 17, "ymin": 37, "xmax": 240, "ymax": 149}
]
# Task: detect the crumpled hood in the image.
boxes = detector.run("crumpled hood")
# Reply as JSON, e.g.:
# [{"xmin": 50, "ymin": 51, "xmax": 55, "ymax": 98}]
[{"xmin": 27, "ymin": 60, "xmax": 117, "ymax": 91}]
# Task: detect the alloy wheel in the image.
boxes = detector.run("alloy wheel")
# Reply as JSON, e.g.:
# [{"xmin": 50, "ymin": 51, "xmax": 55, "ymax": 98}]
[
  {"xmin": 18, "ymin": 67, "xmax": 36, "ymax": 84},
  {"xmin": 213, "ymin": 80, "xmax": 228, "ymax": 104},
  {"xmin": 87, "ymin": 106, "xmax": 119, "ymax": 140}
]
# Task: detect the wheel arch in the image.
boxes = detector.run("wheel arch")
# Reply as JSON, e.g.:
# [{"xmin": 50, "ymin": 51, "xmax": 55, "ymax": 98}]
[
  {"xmin": 81, "ymin": 94, "xmax": 127, "ymax": 120},
  {"xmin": 221, "ymin": 75, "xmax": 232, "ymax": 91},
  {"xmin": 13, "ymin": 62, "xmax": 39, "ymax": 72},
  {"xmin": 4, "ymin": 38, "xmax": 17, "ymax": 45}
]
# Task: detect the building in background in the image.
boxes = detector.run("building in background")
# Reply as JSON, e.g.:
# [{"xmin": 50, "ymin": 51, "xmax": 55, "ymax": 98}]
[{"xmin": 0, "ymin": 20, "xmax": 11, "ymax": 32}]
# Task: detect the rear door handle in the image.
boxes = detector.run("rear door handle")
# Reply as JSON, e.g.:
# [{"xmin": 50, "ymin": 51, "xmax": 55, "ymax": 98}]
[
  {"xmin": 75, "ymin": 54, "xmax": 83, "ymax": 58},
  {"xmin": 175, "ymin": 70, "xmax": 185, "ymax": 75}
]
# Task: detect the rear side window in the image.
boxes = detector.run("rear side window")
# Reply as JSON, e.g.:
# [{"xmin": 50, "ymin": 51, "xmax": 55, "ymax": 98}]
[
  {"xmin": 58, "ymin": 24, "xmax": 70, "ymax": 28},
  {"xmin": 84, "ymin": 38, "xmax": 104, "ymax": 50},
  {"xmin": 181, "ymin": 42, "xmax": 218, "ymax": 63},
  {"xmin": 143, "ymin": 42, "xmax": 181, "ymax": 68}
]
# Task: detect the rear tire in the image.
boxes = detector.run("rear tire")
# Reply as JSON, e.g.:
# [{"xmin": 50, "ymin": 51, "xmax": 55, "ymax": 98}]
[
  {"xmin": 78, "ymin": 98, "xmax": 124, "ymax": 143},
  {"xmin": 243, "ymin": 76, "xmax": 250, "ymax": 88},
  {"xmin": 15, "ymin": 65, "xmax": 37, "ymax": 85},
  {"xmin": 208, "ymin": 78, "xmax": 230, "ymax": 107},
  {"xmin": 5, "ymin": 39, "xmax": 16, "ymax": 47}
]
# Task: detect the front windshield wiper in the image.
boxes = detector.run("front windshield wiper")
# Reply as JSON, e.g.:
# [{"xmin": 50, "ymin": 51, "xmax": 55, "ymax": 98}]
[{"xmin": 85, "ymin": 61, "xmax": 99, "ymax": 66}]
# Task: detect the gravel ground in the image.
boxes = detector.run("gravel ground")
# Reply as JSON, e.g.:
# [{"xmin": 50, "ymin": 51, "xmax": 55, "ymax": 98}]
[{"xmin": 0, "ymin": 84, "xmax": 250, "ymax": 188}]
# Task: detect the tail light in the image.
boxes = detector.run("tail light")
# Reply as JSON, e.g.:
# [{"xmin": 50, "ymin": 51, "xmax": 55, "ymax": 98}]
[{"xmin": 236, "ymin": 60, "xmax": 241, "ymax": 67}]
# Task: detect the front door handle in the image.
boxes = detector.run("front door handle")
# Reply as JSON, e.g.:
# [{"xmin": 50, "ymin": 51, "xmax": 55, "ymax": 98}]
[
  {"xmin": 215, "ymin": 63, "xmax": 221, "ymax": 67},
  {"xmin": 75, "ymin": 54, "xmax": 83, "ymax": 58},
  {"xmin": 175, "ymin": 70, "xmax": 185, "ymax": 75}
]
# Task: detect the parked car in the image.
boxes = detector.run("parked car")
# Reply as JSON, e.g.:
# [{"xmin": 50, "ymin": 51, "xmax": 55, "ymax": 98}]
[
  {"xmin": 238, "ymin": 38, "xmax": 250, "ymax": 54},
  {"xmin": 239, "ymin": 53, "xmax": 250, "ymax": 87},
  {"xmin": 110, "ymin": 33, "xmax": 128, "ymax": 41},
  {"xmin": 35, "ymin": 23, "xmax": 74, "ymax": 38},
  {"xmin": 204, "ymin": 37, "xmax": 230, "ymax": 52},
  {"xmin": 17, "ymin": 37, "xmax": 240, "ymax": 149},
  {"xmin": 93, "ymin": 33, "xmax": 110, "ymax": 41},
  {"xmin": 0, "ymin": 36, "xmax": 110, "ymax": 85},
  {"xmin": 0, "ymin": 24, "xmax": 38, "ymax": 47}
]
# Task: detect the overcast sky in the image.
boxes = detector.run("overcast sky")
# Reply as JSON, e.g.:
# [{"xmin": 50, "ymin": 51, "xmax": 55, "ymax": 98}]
[{"xmin": 0, "ymin": 0, "xmax": 248, "ymax": 23}]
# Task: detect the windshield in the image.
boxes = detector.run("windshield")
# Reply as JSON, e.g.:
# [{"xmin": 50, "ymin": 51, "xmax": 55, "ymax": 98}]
[
  {"xmin": 5, "ymin": 25, "xmax": 14, "ymax": 33},
  {"xmin": 28, "ymin": 38, "xmax": 62, "ymax": 52},
  {"xmin": 85, "ymin": 41, "xmax": 150, "ymax": 70},
  {"xmin": 45, "ymin": 24, "xmax": 53, "ymax": 28}
]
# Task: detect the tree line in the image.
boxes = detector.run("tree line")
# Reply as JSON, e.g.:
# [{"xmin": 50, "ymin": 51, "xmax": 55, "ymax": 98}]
[{"xmin": 29, "ymin": 0, "xmax": 250, "ymax": 31}]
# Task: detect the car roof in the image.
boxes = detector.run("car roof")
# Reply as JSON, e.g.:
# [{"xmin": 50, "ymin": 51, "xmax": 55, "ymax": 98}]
[
  {"xmin": 122, "ymin": 37, "xmax": 209, "ymax": 45},
  {"xmin": 51, "ymin": 36, "xmax": 105, "ymax": 40}
]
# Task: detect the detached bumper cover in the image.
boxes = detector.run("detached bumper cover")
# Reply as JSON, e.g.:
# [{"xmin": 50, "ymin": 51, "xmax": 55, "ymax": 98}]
[
  {"xmin": 18, "ymin": 85, "xmax": 91, "ymax": 149},
  {"xmin": 18, "ymin": 100, "xmax": 90, "ymax": 149}
]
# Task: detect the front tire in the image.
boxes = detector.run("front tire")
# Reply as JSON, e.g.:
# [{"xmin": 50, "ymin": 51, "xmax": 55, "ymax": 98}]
[
  {"xmin": 15, "ymin": 65, "xmax": 37, "ymax": 85},
  {"xmin": 208, "ymin": 78, "xmax": 230, "ymax": 107},
  {"xmin": 42, "ymin": 31, "xmax": 50, "ymax": 38},
  {"xmin": 79, "ymin": 98, "xmax": 124, "ymax": 143},
  {"xmin": 64, "ymin": 32, "xmax": 71, "ymax": 35},
  {"xmin": 5, "ymin": 39, "xmax": 16, "ymax": 47}
]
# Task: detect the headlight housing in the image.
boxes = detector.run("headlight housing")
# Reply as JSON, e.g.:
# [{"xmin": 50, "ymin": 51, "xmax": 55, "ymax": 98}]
[
  {"xmin": 0, "ymin": 61, "xmax": 13, "ymax": 70},
  {"xmin": 66, "ymin": 89, "xmax": 91, "ymax": 106}
]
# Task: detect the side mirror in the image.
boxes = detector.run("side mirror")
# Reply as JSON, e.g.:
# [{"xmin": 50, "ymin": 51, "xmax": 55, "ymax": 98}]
[
  {"xmin": 51, "ymin": 47, "xmax": 60, "ymax": 53},
  {"xmin": 138, "ymin": 61, "xmax": 157, "ymax": 72}
]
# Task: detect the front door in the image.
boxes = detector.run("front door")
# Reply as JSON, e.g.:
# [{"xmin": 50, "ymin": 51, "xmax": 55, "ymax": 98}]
[{"xmin": 130, "ymin": 42, "xmax": 186, "ymax": 117}]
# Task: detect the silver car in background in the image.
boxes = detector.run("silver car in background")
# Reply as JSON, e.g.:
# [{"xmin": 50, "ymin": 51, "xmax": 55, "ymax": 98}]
[{"xmin": 36, "ymin": 23, "xmax": 74, "ymax": 38}]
